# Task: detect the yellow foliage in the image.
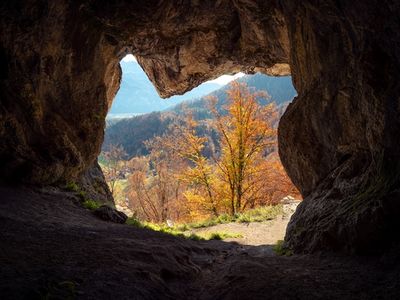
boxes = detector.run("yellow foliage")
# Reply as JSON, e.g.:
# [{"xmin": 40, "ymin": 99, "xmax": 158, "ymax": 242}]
[
  {"xmin": 122, "ymin": 82, "xmax": 300, "ymax": 223},
  {"xmin": 208, "ymin": 81, "xmax": 279, "ymax": 214}
]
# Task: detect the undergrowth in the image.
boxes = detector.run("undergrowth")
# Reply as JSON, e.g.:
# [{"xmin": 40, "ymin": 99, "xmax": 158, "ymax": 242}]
[
  {"xmin": 126, "ymin": 217, "xmax": 243, "ymax": 241},
  {"xmin": 126, "ymin": 217, "xmax": 203, "ymax": 240},
  {"xmin": 207, "ymin": 232, "xmax": 243, "ymax": 240},
  {"xmin": 82, "ymin": 199, "xmax": 101, "ymax": 210},
  {"xmin": 185, "ymin": 205, "xmax": 283, "ymax": 229},
  {"xmin": 126, "ymin": 205, "xmax": 282, "ymax": 241},
  {"xmin": 273, "ymin": 240, "xmax": 293, "ymax": 256},
  {"xmin": 65, "ymin": 182, "xmax": 80, "ymax": 193},
  {"xmin": 65, "ymin": 181, "xmax": 102, "ymax": 211}
]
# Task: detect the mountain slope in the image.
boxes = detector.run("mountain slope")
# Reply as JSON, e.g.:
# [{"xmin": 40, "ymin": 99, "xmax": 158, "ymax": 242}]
[
  {"xmin": 103, "ymin": 74, "xmax": 297, "ymax": 158},
  {"xmin": 170, "ymin": 73, "xmax": 296, "ymax": 118}
]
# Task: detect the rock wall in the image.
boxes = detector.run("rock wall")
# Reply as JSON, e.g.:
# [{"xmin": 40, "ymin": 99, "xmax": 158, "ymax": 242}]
[
  {"xmin": 0, "ymin": 1, "xmax": 121, "ymax": 186},
  {"xmin": 279, "ymin": 1, "xmax": 400, "ymax": 253},
  {"xmin": 0, "ymin": 0, "xmax": 399, "ymax": 253},
  {"xmin": 0, "ymin": 0, "xmax": 288, "ymax": 185}
]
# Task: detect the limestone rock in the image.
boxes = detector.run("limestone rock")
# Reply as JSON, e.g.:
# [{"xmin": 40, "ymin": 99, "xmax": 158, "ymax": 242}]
[
  {"xmin": 93, "ymin": 205, "xmax": 128, "ymax": 224},
  {"xmin": 0, "ymin": 0, "xmax": 288, "ymax": 186},
  {"xmin": 0, "ymin": 0, "xmax": 399, "ymax": 253},
  {"xmin": 77, "ymin": 161, "xmax": 114, "ymax": 207},
  {"xmin": 278, "ymin": 1, "xmax": 400, "ymax": 254}
]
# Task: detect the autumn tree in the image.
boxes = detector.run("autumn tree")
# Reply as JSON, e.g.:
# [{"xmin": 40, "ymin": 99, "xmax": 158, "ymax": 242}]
[
  {"xmin": 209, "ymin": 81, "xmax": 278, "ymax": 215},
  {"xmin": 124, "ymin": 82, "xmax": 300, "ymax": 223},
  {"xmin": 127, "ymin": 139, "xmax": 189, "ymax": 223},
  {"xmin": 151, "ymin": 114, "xmax": 220, "ymax": 218},
  {"xmin": 259, "ymin": 152, "xmax": 301, "ymax": 205},
  {"xmin": 101, "ymin": 144, "xmax": 127, "ymax": 198}
]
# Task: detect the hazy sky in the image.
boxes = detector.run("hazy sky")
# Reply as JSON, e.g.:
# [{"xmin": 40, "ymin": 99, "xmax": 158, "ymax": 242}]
[{"xmin": 122, "ymin": 54, "xmax": 244, "ymax": 86}]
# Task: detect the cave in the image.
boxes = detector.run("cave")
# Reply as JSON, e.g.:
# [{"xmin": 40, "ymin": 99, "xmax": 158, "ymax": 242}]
[{"xmin": 1, "ymin": 1, "xmax": 400, "ymax": 299}]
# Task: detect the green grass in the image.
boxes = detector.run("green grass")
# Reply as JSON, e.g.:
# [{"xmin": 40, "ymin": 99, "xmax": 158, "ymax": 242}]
[
  {"xmin": 175, "ymin": 223, "xmax": 189, "ymax": 232},
  {"xmin": 186, "ymin": 233, "xmax": 204, "ymax": 241},
  {"xmin": 185, "ymin": 205, "xmax": 283, "ymax": 229},
  {"xmin": 65, "ymin": 182, "xmax": 79, "ymax": 193},
  {"xmin": 206, "ymin": 232, "xmax": 243, "ymax": 240},
  {"xmin": 125, "ymin": 205, "xmax": 282, "ymax": 242},
  {"xmin": 144, "ymin": 222, "xmax": 205, "ymax": 240},
  {"xmin": 65, "ymin": 181, "xmax": 104, "ymax": 210},
  {"xmin": 273, "ymin": 240, "xmax": 293, "ymax": 256},
  {"xmin": 126, "ymin": 217, "xmax": 201, "ymax": 239},
  {"xmin": 237, "ymin": 205, "xmax": 283, "ymax": 222},
  {"xmin": 126, "ymin": 217, "xmax": 243, "ymax": 241},
  {"xmin": 82, "ymin": 199, "xmax": 101, "ymax": 210}
]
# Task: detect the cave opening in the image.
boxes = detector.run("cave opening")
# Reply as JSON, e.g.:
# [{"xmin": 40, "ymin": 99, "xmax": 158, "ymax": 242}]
[
  {"xmin": 100, "ymin": 54, "xmax": 301, "ymax": 245},
  {"xmin": 2, "ymin": 1, "xmax": 400, "ymax": 298}
]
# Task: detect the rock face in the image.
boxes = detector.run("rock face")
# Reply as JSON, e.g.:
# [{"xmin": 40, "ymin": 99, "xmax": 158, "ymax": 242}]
[
  {"xmin": 93, "ymin": 205, "xmax": 128, "ymax": 224},
  {"xmin": 279, "ymin": 1, "xmax": 400, "ymax": 253},
  {"xmin": 0, "ymin": 1, "xmax": 399, "ymax": 253},
  {"xmin": 0, "ymin": 1, "xmax": 122, "ymax": 185},
  {"xmin": 77, "ymin": 161, "xmax": 114, "ymax": 206},
  {"xmin": 0, "ymin": 0, "xmax": 288, "ymax": 182}
]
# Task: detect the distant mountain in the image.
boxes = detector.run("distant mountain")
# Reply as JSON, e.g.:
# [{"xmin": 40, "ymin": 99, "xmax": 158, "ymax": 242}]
[
  {"xmin": 104, "ymin": 112, "xmax": 177, "ymax": 157},
  {"xmin": 170, "ymin": 73, "xmax": 296, "ymax": 118},
  {"xmin": 109, "ymin": 61, "xmax": 221, "ymax": 114},
  {"xmin": 103, "ymin": 73, "xmax": 297, "ymax": 158}
]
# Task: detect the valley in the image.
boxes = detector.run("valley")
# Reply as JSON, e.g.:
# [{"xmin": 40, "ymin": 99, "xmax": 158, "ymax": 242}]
[{"xmin": 100, "ymin": 73, "xmax": 300, "ymax": 227}]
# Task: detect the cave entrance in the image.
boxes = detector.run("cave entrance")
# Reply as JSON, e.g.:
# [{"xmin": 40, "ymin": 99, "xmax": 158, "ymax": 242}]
[{"xmin": 99, "ymin": 54, "xmax": 301, "ymax": 245}]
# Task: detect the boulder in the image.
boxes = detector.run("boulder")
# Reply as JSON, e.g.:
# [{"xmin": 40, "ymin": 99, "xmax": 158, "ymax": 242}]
[{"xmin": 93, "ymin": 205, "xmax": 128, "ymax": 224}]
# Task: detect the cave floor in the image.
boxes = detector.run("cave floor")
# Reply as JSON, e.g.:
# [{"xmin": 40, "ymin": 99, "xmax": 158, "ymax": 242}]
[{"xmin": 0, "ymin": 186, "xmax": 399, "ymax": 300}]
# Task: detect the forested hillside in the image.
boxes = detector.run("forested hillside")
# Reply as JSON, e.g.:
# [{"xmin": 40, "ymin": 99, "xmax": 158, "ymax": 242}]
[
  {"xmin": 101, "ymin": 82, "xmax": 301, "ymax": 223},
  {"xmin": 103, "ymin": 74, "xmax": 296, "ymax": 158},
  {"xmin": 172, "ymin": 73, "xmax": 296, "ymax": 117}
]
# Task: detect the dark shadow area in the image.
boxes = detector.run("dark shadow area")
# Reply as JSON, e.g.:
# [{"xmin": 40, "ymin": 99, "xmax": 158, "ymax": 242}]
[
  {"xmin": 1, "ymin": 186, "xmax": 399, "ymax": 299},
  {"xmin": 1, "ymin": 1, "xmax": 400, "ymax": 299}
]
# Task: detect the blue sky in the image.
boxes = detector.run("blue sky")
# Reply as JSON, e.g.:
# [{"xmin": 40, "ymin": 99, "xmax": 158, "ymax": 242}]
[{"xmin": 122, "ymin": 54, "xmax": 244, "ymax": 86}]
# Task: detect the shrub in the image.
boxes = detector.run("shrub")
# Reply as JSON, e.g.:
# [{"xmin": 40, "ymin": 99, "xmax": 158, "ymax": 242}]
[
  {"xmin": 65, "ymin": 182, "xmax": 79, "ymax": 192},
  {"xmin": 82, "ymin": 199, "xmax": 100, "ymax": 210}
]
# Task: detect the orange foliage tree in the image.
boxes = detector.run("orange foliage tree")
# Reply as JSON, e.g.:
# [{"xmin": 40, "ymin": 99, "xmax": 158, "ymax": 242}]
[
  {"xmin": 209, "ymin": 81, "xmax": 279, "ymax": 214},
  {"xmin": 124, "ymin": 81, "xmax": 301, "ymax": 223},
  {"xmin": 255, "ymin": 153, "xmax": 301, "ymax": 206},
  {"xmin": 147, "ymin": 114, "xmax": 219, "ymax": 219},
  {"xmin": 127, "ymin": 141, "xmax": 189, "ymax": 223}
]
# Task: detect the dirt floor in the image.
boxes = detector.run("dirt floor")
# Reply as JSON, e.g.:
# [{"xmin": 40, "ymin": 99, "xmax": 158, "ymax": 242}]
[
  {"xmin": 190, "ymin": 203, "xmax": 298, "ymax": 256},
  {"xmin": 193, "ymin": 203, "xmax": 297, "ymax": 243},
  {"xmin": 1, "ymin": 186, "xmax": 399, "ymax": 299}
]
